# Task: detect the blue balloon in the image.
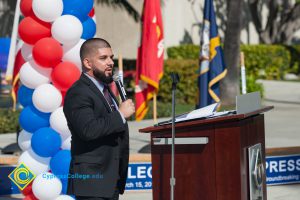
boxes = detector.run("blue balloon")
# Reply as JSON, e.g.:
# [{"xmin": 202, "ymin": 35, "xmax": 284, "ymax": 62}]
[
  {"xmin": 62, "ymin": 9, "xmax": 87, "ymax": 22},
  {"xmin": 81, "ymin": 17, "xmax": 96, "ymax": 39},
  {"xmin": 50, "ymin": 150, "xmax": 71, "ymax": 178},
  {"xmin": 63, "ymin": 0, "xmax": 93, "ymax": 22},
  {"xmin": 61, "ymin": 178, "xmax": 69, "ymax": 194},
  {"xmin": 31, "ymin": 127, "xmax": 62, "ymax": 157},
  {"xmin": 19, "ymin": 106, "xmax": 50, "ymax": 133},
  {"xmin": 18, "ymin": 85, "xmax": 34, "ymax": 107}
]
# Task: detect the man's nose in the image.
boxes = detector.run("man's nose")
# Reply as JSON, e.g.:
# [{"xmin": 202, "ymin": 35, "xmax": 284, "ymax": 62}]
[{"xmin": 108, "ymin": 58, "xmax": 114, "ymax": 65}]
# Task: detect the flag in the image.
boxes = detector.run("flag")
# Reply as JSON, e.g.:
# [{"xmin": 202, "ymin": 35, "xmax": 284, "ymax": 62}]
[
  {"xmin": 135, "ymin": 0, "xmax": 164, "ymax": 121},
  {"xmin": 197, "ymin": 0, "xmax": 227, "ymax": 108},
  {"xmin": 11, "ymin": 49, "xmax": 25, "ymax": 110}
]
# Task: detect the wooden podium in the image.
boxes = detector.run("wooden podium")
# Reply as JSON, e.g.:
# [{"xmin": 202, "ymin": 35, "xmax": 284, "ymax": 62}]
[{"xmin": 139, "ymin": 106, "xmax": 273, "ymax": 200}]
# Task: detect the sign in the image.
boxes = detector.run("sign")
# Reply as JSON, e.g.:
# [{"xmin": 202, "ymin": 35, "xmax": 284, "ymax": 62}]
[
  {"xmin": 3, "ymin": 157, "xmax": 300, "ymax": 196},
  {"xmin": 125, "ymin": 162, "xmax": 152, "ymax": 190},
  {"xmin": 8, "ymin": 162, "xmax": 36, "ymax": 190},
  {"xmin": 0, "ymin": 165, "xmax": 20, "ymax": 195},
  {"xmin": 266, "ymin": 154, "xmax": 300, "ymax": 185}
]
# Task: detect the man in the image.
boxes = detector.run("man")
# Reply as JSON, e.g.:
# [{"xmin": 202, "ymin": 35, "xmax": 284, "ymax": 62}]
[{"xmin": 63, "ymin": 38, "xmax": 135, "ymax": 200}]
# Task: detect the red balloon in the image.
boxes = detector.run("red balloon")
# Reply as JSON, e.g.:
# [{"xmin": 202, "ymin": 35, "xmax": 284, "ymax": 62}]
[
  {"xmin": 61, "ymin": 90, "xmax": 67, "ymax": 105},
  {"xmin": 61, "ymin": 90, "xmax": 67, "ymax": 99},
  {"xmin": 20, "ymin": 0, "xmax": 34, "ymax": 17},
  {"xmin": 51, "ymin": 61, "xmax": 81, "ymax": 91},
  {"xmin": 32, "ymin": 38, "xmax": 63, "ymax": 68},
  {"xmin": 21, "ymin": 181, "xmax": 33, "ymax": 195},
  {"xmin": 18, "ymin": 16, "xmax": 51, "ymax": 45},
  {"xmin": 23, "ymin": 193, "xmax": 38, "ymax": 200},
  {"xmin": 88, "ymin": 8, "xmax": 95, "ymax": 17}
]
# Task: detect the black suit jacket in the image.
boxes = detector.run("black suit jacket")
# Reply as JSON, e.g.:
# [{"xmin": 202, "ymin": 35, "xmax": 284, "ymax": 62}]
[{"xmin": 63, "ymin": 74, "xmax": 129, "ymax": 198}]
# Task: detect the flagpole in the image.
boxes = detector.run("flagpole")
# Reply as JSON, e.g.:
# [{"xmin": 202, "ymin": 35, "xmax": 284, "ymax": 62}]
[
  {"xmin": 240, "ymin": 52, "xmax": 247, "ymax": 94},
  {"xmin": 153, "ymin": 92, "xmax": 157, "ymax": 124},
  {"xmin": 5, "ymin": 0, "xmax": 21, "ymax": 82},
  {"xmin": 170, "ymin": 72, "xmax": 179, "ymax": 200}
]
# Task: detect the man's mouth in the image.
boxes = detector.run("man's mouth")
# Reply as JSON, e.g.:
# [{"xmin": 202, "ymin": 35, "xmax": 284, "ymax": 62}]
[{"xmin": 105, "ymin": 68, "xmax": 113, "ymax": 75}]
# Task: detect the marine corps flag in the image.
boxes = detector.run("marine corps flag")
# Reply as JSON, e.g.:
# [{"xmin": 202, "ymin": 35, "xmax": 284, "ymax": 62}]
[
  {"xmin": 197, "ymin": 0, "xmax": 227, "ymax": 108},
  {"xmin": 135, "ymin": 0, "xmax": 164, "ymax": 121}
]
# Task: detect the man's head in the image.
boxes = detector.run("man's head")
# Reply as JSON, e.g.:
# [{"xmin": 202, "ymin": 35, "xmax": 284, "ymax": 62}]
[{"xmin": 80, "ymin": 38, "xmax": 114, "ymax": 84}]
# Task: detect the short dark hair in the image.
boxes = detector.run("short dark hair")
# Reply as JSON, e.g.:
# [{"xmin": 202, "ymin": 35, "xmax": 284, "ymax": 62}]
[{"xmin": 80, "ymin": 38, "xmax": 111, "ymax": 70}]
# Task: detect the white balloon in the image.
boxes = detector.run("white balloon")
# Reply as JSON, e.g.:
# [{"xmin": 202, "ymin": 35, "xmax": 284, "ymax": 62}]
[
  {"xmin": 55, "ymin": 195, "xmax": 75, "ymax": 200},
  {"xmin": 21, "ymin": 43, "xmax": 33, "ymax": 61},
  {"xmin": 19, "ymin": 61, "xmax": 52, "ymax": 89},
  {"xmin": 32, "ymin": 84, "xmax": 62, "ymax": 113},
  {"xmin": 32, "ymin": 172, "xmax": 62, "ymax": 200},
  {"xmin": 61, "ymin": 136, "xmax": 71, "ymax": 150},
  {"xmin": 18, "ymin": 129, "xmax": 32, "ymax": 151},
  {"xmin": 17, "ymin": 40, "xmax": 24, "ymax": 52},
  {"xmin": 18, "ymin": 148, "xmax": 50, "ymax": 176},
  {"xmin": 50, "ymin": 107, "xmax": 71, "ymax": 138},
  {"xmin": 63, "ymin": 39, "xmax": 85, "ymax": 71},
  {"xmin": 32, "ymin": 0, "xmax": 63, "ymax": 22},
  {"xmin": 52, "ymin": 15, "xmax": 83, "ymax": 46}
]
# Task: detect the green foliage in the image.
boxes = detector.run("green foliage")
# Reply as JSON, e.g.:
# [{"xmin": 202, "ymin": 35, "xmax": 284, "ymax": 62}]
[
  {"xmin": 158, "ymin": 59, "xmax": 199, "ymax": 104},
  {"xmin": 143, "ymin": 101, "xmax": 195, "ymax": 119},
  {"xmin": 289, "ymin": 45, "xmax": 300, "ymax": 74},
  {"xmin": 240, "ymin": 45, "xmax": 291, "ymax": 80},
  {"xmin": 167, "ymin": 44, "xmax": 300, "ymax": 80},
  {"xmin": 242, "ymin": 75, "xmax": 264, "ymax": 97},
  {"xmin": 167, "ymin": 45, "xmax": 200, "ymax": 59},
  {"xmin": 0, "ymin": 109, "xmax": 20, "ymax": 133}
]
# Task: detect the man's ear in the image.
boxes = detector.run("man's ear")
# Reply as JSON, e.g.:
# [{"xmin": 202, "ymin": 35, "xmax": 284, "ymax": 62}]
[{"xmin": 83, "ymin": 58, "xmax": 92, "ymax": 70}]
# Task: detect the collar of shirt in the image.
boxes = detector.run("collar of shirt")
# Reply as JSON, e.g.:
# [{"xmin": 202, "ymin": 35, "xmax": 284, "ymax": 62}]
[{"xmin": 84, "ymin": 73, "xmax": 105, "ymax": 94}]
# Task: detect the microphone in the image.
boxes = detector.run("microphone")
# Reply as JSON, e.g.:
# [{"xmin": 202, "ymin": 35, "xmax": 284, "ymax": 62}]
[{"xmin": 113, "ymin": 74, "xmax": 127, "ymax": 102}]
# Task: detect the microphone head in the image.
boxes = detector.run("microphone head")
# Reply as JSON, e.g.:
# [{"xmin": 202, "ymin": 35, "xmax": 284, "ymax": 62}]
[{"xmin": 113, "ymin": 73, "xmax": 120, "ymax": 82}]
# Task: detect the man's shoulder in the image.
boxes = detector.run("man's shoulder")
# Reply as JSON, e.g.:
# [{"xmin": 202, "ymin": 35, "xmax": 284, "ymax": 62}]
[
  {"xmin": 64, "ymin": 80, "xmax": 87, "ymax": 102},
  {"xmin": 66, "ymin": 78, "xmax": 88, "ymax": 94}
]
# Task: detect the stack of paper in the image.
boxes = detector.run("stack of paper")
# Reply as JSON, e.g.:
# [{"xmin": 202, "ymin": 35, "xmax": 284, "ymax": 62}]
[{"xmin": 175, "ymin": 103, "xmax": 219, "ymax": 122}]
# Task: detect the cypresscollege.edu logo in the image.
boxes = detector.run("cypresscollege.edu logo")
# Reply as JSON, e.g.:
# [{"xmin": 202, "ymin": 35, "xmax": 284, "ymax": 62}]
[
  {"xmin": 8, "ymin": 163, "xmax": 103, "ymax": 190},
  {"xmin": 43, "ymin": 172, "xmax": 104, "ymax": 180}
]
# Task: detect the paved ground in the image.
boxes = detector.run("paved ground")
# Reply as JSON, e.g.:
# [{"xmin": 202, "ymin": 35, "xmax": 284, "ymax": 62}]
[
  {"xmin": 0, "ymin": 80, "xmax": 300, "ymax": 200},
  {"xmin": 261, "ymin": 80, "xmax": 300, "ymax": 148}
]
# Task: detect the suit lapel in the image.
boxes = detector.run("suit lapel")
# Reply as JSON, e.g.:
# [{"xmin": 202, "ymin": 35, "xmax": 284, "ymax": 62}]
[{"xmin": 79, "ymin": 73, "xmax": 112, "ymax": 112}]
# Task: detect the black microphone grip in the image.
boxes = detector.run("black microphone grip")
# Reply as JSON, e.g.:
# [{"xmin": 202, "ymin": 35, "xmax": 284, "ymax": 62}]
[{"xmin": 115, "ymin": 80, "xmax": 127, "ymax": 102}]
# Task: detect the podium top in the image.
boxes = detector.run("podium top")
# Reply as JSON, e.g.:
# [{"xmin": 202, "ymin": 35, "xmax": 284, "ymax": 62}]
[{"xmin": 139, "ymin": 106, "xmax": 273, "ymax": 133}]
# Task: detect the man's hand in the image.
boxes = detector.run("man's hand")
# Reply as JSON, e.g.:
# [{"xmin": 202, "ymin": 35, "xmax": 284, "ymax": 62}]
[{"xmin": 119, "ymin": 99, "xmax": 135, "ymax": 118}]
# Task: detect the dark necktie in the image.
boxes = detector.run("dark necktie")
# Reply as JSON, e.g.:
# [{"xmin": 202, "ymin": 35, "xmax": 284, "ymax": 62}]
[{"xmin": 103, "ymin": 85, "xmax": 116, "ymax": 111}]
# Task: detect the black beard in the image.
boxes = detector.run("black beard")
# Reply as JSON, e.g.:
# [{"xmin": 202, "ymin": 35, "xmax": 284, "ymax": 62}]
[{"xmin": 92, "ymin": 68, "xmax": 113, "ymax": 84}]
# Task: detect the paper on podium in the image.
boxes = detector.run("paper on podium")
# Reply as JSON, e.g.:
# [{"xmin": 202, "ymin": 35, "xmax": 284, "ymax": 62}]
[
  {"xmin": 175, "ymin": 103, "xmax": 219, "ymax": 122},
  {"xmin": 156, "ymin": 103, "xmax": 233, "ymax": 126}
]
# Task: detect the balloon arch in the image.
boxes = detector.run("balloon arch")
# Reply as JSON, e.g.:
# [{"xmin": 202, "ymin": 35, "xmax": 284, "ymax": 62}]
[{"xmin": 16, "ymin": 0, "xmax": 96, "ymax": 199}]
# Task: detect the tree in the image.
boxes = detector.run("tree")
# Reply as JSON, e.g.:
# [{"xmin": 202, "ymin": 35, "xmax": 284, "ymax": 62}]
[
  {"xmin": 249, "ymin": 0, "xmax": 300, "ymax": 44},
  {"xmin": 0, "ymin": 0, "xmax": 17, "ymax": 37},
  {"xmin": 220, "ymin": 0, "xmax": 243, "ymax": 107}
]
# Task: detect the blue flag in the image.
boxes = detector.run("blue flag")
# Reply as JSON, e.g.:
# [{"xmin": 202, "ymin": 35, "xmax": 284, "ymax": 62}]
[{"xmin": 197, "ymin": 0, "xmax": 227, "ymax": 108}]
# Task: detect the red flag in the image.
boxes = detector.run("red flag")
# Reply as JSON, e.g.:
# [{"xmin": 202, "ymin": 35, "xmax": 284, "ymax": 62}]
[
  {"xmin": 11, "ymin": 49, "xmax": 25, "ymax": 110},
  {"xmin": 135, "ymin": 0, "xmax": 164, "ymax": 121}
]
